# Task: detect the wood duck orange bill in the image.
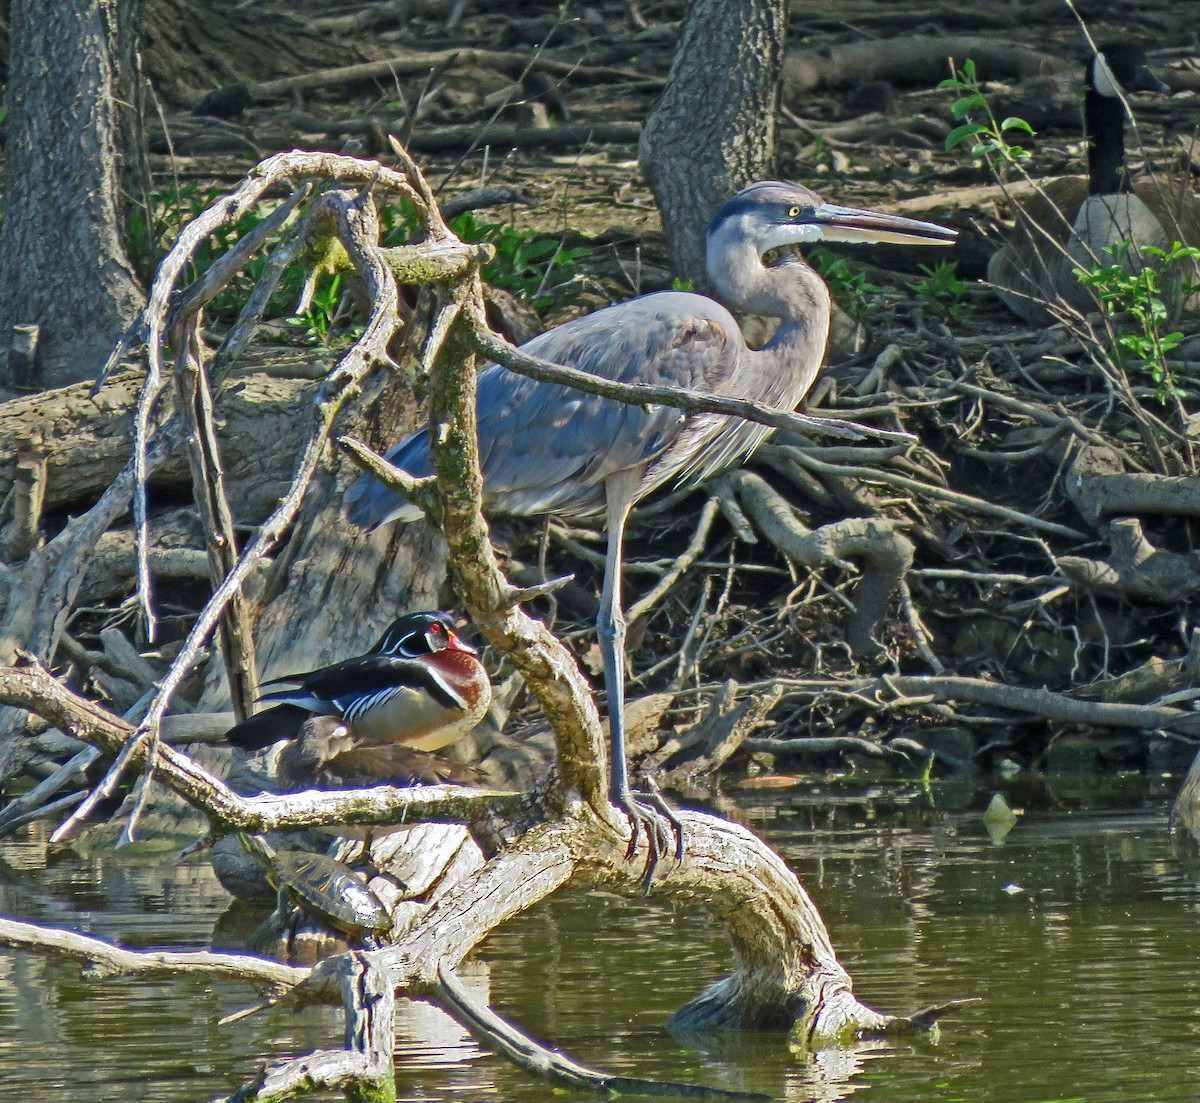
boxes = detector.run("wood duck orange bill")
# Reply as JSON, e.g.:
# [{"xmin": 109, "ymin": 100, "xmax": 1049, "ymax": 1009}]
[{"xmin": 225, "ymin": 611, "xmax": 492, "ymax": 759}]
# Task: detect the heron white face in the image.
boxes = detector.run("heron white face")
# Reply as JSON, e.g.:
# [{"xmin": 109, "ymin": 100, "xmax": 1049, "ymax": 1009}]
[{"xmin": 752, "ymin": 211, "xmax": 827, "ymax": 252}]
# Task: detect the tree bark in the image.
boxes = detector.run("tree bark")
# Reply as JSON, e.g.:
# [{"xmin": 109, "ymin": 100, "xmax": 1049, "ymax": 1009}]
[
  {"xmin": 639, "ymin": 0, "xmax": 786, "ymax": 284},
  {"xmin": 0, "ymin": 0, "xmax": 146, "ymax": 390},
  {"xmin": 0, "ymin": 367, "xmax": 315, "ymax": 520}
]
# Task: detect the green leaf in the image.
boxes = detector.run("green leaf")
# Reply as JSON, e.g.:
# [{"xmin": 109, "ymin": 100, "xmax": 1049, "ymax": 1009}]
[
  {"xmin": 946, "ymin": 122, "xmax": 986, "ymax": 150},
  {"xmin": 951, "ymin": 94, "xmax": 987, "ymax": 119},
  {"xmin": 999, "ymin": 117, "xmax": 1036, "ymax": 136}
]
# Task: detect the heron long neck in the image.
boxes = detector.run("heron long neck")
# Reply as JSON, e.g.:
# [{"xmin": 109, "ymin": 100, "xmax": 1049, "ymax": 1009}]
[
  {"xmin": 710, "ymin": 236, "xmax": 831, "ymax": 408},
  {"xmin": 1085, "ymin": 88, "xmax": 1129, "ymax": 195}
]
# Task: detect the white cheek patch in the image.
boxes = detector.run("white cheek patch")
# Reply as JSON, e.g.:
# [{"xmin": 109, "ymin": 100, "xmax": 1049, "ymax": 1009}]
[
  {"xmin": 760, "ymin": 220, "xmax": 822, "ymax": 250},
  {"xmin": 1092, "ymin": 52, "xmax": 1123, "ymax": 99}
]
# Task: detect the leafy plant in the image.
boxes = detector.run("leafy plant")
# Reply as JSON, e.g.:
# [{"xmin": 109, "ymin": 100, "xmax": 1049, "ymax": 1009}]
[
  {"xmin": 129, "ymin": 183, "xmax": 300, "ymax": 320},
  {"xmin": 286, "ymin": 273, "xmax": 351, "ymax": 347},
  {"xmin": 671, "ymin": 276, "xmax": 695, "ymax": 292},
  {"xmin": 1075, "ymin": 241, "xmax": 1200, "ymax": 403},
  {"xmin": 808, "ymin": 248, "xmax": 880, "ymax": 319},
  {"xmin": 911, "ymin": 260, "xmax": 972, "ymax": 320},
  {"xmin": 940, "ymin": 59, "xmax": 1037, "ymax": 168},
  {"xmin": 451, "ymin": 211, "xmax": 590, "ymax": 312},
  {"xmin": 382, "ymin": 203, "xmax": 591, "ymax": 313}
]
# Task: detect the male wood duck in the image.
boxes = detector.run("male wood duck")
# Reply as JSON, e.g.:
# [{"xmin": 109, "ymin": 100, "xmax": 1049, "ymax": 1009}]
[{"xmin": 225, "ymin": 611, "xmax": 492, "ymax": 764}]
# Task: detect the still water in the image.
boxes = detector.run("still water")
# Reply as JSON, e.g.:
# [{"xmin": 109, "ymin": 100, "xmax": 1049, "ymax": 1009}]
[{"xmin": 2, "ymin": 779, "xmax": 1199, "ymax": 1102}]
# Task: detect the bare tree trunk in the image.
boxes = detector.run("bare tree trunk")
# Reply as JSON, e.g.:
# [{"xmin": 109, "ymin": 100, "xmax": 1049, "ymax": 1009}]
[
  {"xmin": 0, "ymin": 0, "xmax": 146, "ymax": 391},
  {"xmin": 639, "ymin": 0, "xmax": 786, "ymax": 285}
]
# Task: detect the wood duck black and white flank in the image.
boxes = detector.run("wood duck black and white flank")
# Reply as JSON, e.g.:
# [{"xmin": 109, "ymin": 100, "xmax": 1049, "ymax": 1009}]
[
  {"xmin": 989, "ymin": 42, "xmax": 1200, "ymax": 324},
  {"xmin": 225, "ymin": 611, "xmax": 492, "ymax": 788}
]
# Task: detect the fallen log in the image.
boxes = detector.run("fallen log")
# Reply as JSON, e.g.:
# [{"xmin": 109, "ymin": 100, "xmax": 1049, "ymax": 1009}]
[
  {"xmin": 0, "ymin": 364, "xmax": 316, "ymax": 522},
  {"xmin": 328, "ymin": 117, "xmax": 643, "ymax": 153},
  {"xmin": 243, "ymin": 49, "xmax": 660, "ymax": 103},
  {"xmin": 767, "ymin": 674, "xmax": 1200, "ymax": 736},
  {"xmin": 783, "ymin": 35, "xmax": 1064, "ymax": 99}
]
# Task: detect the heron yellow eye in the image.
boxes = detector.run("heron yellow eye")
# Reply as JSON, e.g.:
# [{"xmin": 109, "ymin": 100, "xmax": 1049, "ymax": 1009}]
[{"xmin": 788, "ymin": 206, "xmax": 802, "ymax": 218}]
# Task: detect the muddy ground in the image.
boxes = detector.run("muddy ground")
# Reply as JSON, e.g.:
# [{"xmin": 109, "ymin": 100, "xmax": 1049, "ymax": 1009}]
[{"xmin": 8, "ymin": 0, "xmax": 1200, "ymax": 802}]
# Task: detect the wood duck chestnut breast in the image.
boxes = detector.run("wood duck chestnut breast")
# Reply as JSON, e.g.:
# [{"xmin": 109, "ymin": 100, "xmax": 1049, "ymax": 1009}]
[{"xmin": 225, "ymin": 611, "xmax": 491, "ymax": 758}]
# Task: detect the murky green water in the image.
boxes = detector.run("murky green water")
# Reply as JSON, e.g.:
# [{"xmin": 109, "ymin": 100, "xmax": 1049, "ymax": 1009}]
[{"xmin": 2, "ymin": 779, "xmax": 1199, "ymax": 1101}]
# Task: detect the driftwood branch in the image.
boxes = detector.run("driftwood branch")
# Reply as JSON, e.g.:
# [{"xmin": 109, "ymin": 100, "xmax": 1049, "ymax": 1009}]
[
  {"xmin": 467, "ymin": 320, "xmax": 915, "ymax": 445},
  {"xmin": 232, "ymin": 953, "xmax": 398, "ymax": 1103},
  {"xmin": 0, "ymin": 142, "xmax": 948, "ymax": 1099},
  {"xmin": 433, "ymin": 962, "xmax": 768, "ymax": 1100},
  {"xmin": 746, "ymin": 673, "xmax": 1200, "ymax": 737},
  {"xmin": 718, "ymin": 470, "xmax": 915, "ymax": 656},
  {"xmin": 1058, "ymin": 518, "xmax": 1200, "ymax": 601},
  {"xmin": 0, "ymin": 661, "xmax": 517, "ymax": 832}
]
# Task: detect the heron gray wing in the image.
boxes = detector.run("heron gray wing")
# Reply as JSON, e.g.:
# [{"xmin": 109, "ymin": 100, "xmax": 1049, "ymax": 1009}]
[
  {"xmin": 346, "ymin": 291, "xmax": 742, "ymax": 525},
  {"xmin": 473, "ymin": 293, "xmax": 742, "ymax": 516}
]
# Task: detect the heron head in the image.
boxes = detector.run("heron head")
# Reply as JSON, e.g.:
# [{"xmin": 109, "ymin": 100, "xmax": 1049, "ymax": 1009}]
[
  {"xmin": 708, "ymin": 181, "xmax": 957, "ymax": 257},
  {"xmin": 1088, "ymin": 43, "xmax": 1169, "ymax": 98}
]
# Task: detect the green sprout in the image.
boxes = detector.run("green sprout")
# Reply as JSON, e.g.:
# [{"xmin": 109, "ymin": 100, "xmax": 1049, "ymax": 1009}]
[
  {"xmin": 808, "ymin": 247, "xmax": 880, "ymax": 319},
  {"xmin": 382, "ymin": 203, "xmax": 591, "ymax": 314},
  {"xmin": 939, "ymin": 59, "xmax": 1036, "ymax": 167},
  {"xmin": 286, "ymin": 273, "xmax": 351, "ymax": 347},
  {"xmin": 912, "ymin": 260, "xmax": 972, "ymax": 320},
  {"xmin": 1075, "ymin": 241, "xmax": 1200, "ymax": 403}
]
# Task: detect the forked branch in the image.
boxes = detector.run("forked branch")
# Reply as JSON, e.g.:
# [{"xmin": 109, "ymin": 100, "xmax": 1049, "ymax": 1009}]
[{"xmin": 0, "ymin": 142, "xmax": 940, "ymax": 1100}]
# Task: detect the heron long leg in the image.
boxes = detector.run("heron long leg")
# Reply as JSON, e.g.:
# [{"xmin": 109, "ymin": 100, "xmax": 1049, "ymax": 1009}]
[
  {"xmin": 598, "ymin": 471, "xmax": 636, "ymax": 803},
  {"xmin": 599, "ymin": 471, "xmax": 682, "ymax": 877}
]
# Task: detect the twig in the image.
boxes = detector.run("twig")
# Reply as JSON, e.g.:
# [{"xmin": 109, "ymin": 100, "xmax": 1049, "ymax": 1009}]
[
  {"xmin": 627, "ymin": 497, "xmax": 719, "ymax": 625},
  {"xmin": 467, "ymin": 322, "xmax": 915, "ymax": 445},
  {"xmin": 0, "ymin": 916, "xmax": 303, "ymax": 988},
  {"xmin": 338, "ymin": 436, "xmax": 440, "ymax": 519},
  {"xmin": 781, "ymin": 447, "xmax": 1087, "ymax": 540},
  {"xmin": 174, "ymin": 320, "xmax": 260, "ymax": 723},
  {"xmin": 434, "ymin": 962, "xmax": 769, "ymax": 1100}
]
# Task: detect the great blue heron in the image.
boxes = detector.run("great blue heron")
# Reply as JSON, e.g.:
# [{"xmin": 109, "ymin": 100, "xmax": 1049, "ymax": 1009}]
[
  {"xmin": 989, "ymin": 43, "xmax": 1198, "ymax": 325},
  {"xmin": 347, "ymin": 180, "xmax": 956, "ymax": 862}
]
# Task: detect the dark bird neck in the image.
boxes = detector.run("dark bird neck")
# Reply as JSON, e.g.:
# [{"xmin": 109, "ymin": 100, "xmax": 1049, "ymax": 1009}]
[{"xmin": 1085, "ymin": 89, "xmax": 1130, "ymax": 195}]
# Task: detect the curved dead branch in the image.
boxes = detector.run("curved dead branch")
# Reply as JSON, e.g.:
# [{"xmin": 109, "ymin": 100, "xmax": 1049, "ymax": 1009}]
[
  {"xmin": 717, "ymin": 469, "xmax": 915, "ymax": 656},
  {"xmin": 0, "ymin": 144, "xmax": 947, "ymax": 1100}
]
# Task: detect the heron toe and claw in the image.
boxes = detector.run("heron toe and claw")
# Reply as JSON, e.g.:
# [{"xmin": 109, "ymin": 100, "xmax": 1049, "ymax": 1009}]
[{"xmin": 345, "ymin": 180, "xmax": 957, "ymax": 879}]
